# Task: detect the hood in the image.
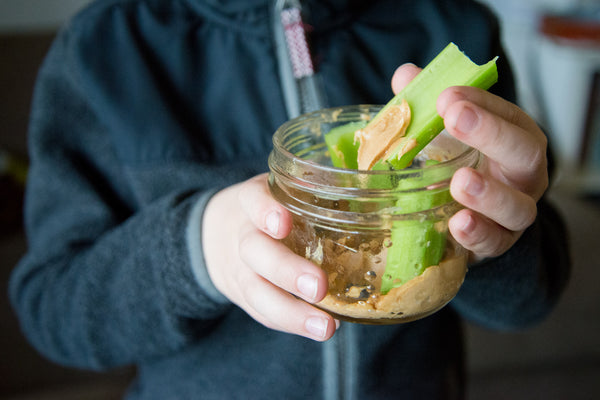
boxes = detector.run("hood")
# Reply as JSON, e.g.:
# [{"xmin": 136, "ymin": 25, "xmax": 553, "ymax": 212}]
[
  {"xmin": 187, "ymin": 0, "xmax": 269, "ymax": 13},
  {"xmin": 187, "ymin": 0, "xmax": 365, "ymax": 14}
]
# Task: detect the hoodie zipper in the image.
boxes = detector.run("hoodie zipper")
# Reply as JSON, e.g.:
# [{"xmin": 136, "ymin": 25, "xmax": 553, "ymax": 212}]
[
  {"xmin": 272, "ymin": 2, "xmax": 357, "ymax": 399},
  {"xmin": 272, "ymin": 0, "xmax": 327, "ymax": 117}
]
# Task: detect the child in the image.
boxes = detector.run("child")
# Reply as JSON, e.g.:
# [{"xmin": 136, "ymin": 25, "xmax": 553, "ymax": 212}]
[{"xmin": 10, "ymin": 0, "xmax": 569, "ymax": 398}]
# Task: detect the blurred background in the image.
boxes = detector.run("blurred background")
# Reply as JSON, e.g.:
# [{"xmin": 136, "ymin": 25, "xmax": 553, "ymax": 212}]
[{"xmin": 1, "ymin": 0, "xmax": 599, "ymax": 398}]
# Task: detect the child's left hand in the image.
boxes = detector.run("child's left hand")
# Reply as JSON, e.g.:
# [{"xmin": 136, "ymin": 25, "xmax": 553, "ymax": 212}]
[{"xmin": 392, "ymin": 64, "xmax": 548, "ymax": 261}]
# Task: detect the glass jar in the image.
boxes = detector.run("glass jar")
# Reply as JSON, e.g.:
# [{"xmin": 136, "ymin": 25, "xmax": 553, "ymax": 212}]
[{"xmin": 268, "ymin": 105, "xmax": 481, "ymax": 324}]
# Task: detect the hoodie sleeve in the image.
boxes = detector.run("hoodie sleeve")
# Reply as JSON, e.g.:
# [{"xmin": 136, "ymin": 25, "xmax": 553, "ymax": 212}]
[
  {"xmin": 451, "ymin": 196, "xmax": 571, "ymax": 330},
  {"xmin": 8, "ymin": 12, "xmax": 234, "ymax": 371}
]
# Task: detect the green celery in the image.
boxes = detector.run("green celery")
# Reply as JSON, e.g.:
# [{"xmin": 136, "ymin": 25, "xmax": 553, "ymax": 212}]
[
  {"xmin": 323, "ymin": 43, "xmax": 498, "ymax": 294},
  {"xmin": 379, "ymin": 42, "xmax": 498, "ymax": 169},
  {"xmin": 380, "ymin": 43, "xmax": 497, "ymax": 293},
  {"xmin": 324, "ymin": 121, "xmax": 365, "ymax": 169},
  {"xmin": 380, "ymin": 184, "xmax": 451, "ymax": 293}
]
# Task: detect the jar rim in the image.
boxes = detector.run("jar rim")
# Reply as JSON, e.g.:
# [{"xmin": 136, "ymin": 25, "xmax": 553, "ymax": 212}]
[{"xmin": 270, "ymin": 104, "xmax": 480, "ymax": 194}]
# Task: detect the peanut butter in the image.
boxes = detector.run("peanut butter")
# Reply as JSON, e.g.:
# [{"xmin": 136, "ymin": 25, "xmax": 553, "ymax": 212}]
[
  {"xmin": 354, "ymin": 100, "xmax": 411, "ymax": 170},
  {"xmin": 316, "ymin": 253, "xmax": 467, "ymax": 323}
]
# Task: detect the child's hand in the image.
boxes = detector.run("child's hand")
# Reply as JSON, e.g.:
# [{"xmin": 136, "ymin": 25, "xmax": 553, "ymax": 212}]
[
  {"xmin": 392, "ymin": 64, "xmax": 548, "ymax": 261},
  {"xmin": 202, "ymin": 174, "xmax": 338, "ymax": 341}
]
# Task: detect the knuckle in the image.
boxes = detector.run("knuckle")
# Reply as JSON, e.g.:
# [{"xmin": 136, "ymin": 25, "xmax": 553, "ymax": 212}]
[
  {"xmin": 237, "ymin": 179, "xmax": 253, "ymax": 204},
  {"xmin": 236, "ymin": 274, "xmax": 256, "ymax": 308},
  {"xmin": 476, "ymin": 230, "xmax": 510, "ymax": 258},
  {"xmin": 501, "ymin": 192, "xmax": 537, "ymax": 232},
  {"xmin": 528, "ymin": 142, "xmax": 548, "ymax": 178},
  {"xmin": 490, "ymin": 233, "xmax": 514, "ymax": 258},
  {"xmin": 237, "ymin": 229, "xmax": 257, "ymax": 262},
  {"xmin": 457, "ymin": 215, "xmax": 511, "ymax": 258},
  {"xmin": 527, "ymin": 145, "xmax": 544, "ymax": 170},
  {"xmin": 237, "ymin": 175, "xmax": 269, "ymax": 217},
  {"xmin": 239, "ymin": 275, "xmax": 267, "ymax": 312},
  {"xmin": 506, "ymin": 103, "xmax": 527, "ymax": 127},
  {"xmin": 272, "ymin": 263, "xmax": 296, "ymax": 291},
  {"xmin": 488, "ymin": 117, "xmax": 507, "ymax": 149},
  {"xmin": 516, "ymin": 198, "xmax": 538, "ymax": 231},
  {"xmin": 260, "ymin": 318, "xmax": 280, "ymax": 332}
]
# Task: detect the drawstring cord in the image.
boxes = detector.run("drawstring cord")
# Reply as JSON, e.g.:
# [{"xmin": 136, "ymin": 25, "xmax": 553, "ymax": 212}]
[{"xmin": 272, "ymin": 0, "xmax": 327, "ymax": 117}]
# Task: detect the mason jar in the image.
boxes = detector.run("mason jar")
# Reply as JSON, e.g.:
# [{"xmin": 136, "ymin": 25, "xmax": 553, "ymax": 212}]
[{"xmin": 268, "ymin": 105, "xmax": 481, "ymax": 324}]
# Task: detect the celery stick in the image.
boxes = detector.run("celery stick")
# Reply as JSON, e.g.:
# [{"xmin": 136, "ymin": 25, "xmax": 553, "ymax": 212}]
[
  {"xmin": 384, "ymin": 222, "xmax": 445, "ymax": 288},
  {"xmin": 380, "ymin": 185, "xmax": 450, "ymax": 293},
  {"xmin": 380, "ymin": 43, "xmax": 497, "ymax": 293},
  {"xmin": 322, "ymin": 43, "xmax": 497, "ymax": 294},
  {"xmin": 378, "ymin": 42, "xmax": 498, "ymax": 169},
  {"xmin": 324, "ymin": 121, "xmax": 365, "ymax": 169}
]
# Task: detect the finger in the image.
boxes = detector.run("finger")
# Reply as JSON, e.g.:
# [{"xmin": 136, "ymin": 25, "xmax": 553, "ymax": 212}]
[
  {"xmin": 391, "ymin": 63, "xmax": 422, "ymax": 94},
  {"xmin": 449, "ymin": 209, "xmax": 522, "ymax": 258},
  {"xmin": 236, "ymin": 267, "xmax": 338, "ymax": 341},
  {"xmin": 440, "ymin": 95, "xmax": 548, "ymax": 199},
  {"xmin": 450, "ymin": 168, "xmax": 537, "ymax": 232},
  {"xmin": 238, "ymin": 173, "xmax": 293, "ymax": 239},
  {"xmin": 441, "ymin": 97, "xmax": 546, "ymax": 176},
  {"xmin": 438, "ymin": 86, "xmax": 542, "ymax": 134},
  {"xmin": 238, "ymin": 227, "xmax": 329, "ymax": 304}
]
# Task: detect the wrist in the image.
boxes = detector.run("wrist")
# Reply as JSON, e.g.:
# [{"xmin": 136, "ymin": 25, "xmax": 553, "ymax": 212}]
[{"xmin": 186, "ymin": 189, "xmax": 230, "ymax": 305}]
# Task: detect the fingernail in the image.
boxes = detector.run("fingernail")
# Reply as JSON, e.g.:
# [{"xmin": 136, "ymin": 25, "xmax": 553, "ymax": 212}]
[
  {"xmin": 306, "ymin": 316, "xmax": 328, "ymax": 339},
  {"xmin": 459, "ymin": 213, "xmax": 476, "ymax": 235},
  {"xmin": 464, "ymin": 170, "xmax": 485, "ymax": 197},
  {"xmin": 297, "ymin": 274, "xmax": 318, "ymax": 301},
  {"xmin": 266, "ymin": 211, "xmax": 280, "ymax": 236},
  {"xmin": 455, "ymin": 106, "xmax": 479, "ymax": 134}
]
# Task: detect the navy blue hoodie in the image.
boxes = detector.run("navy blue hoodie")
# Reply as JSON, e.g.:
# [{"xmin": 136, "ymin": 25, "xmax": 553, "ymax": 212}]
[{"xmin": 10, "ymin": 0, "xmax": 569, "ymax": 398}]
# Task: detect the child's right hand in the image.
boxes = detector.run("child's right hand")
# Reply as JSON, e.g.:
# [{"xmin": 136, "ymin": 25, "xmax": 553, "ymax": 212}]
[{"xmin": 201, "ymin": 173, "xmax": 339, "ymax": 341}]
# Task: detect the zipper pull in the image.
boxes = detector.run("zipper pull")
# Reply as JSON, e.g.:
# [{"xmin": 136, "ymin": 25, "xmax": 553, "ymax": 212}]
[{"xmin": 273, "ymin": 0, "xmax": 327, "ymax": 117}]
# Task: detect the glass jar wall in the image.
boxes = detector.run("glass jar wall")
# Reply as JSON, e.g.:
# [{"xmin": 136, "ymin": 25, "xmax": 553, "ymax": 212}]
[{"xmin": 268, "ymin": 105, "xmax": 481, "ymax": 324}]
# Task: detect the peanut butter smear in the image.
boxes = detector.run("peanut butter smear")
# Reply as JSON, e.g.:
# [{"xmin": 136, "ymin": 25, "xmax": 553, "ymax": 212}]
[
  {"xmin": 354, "ymin": 100, "xmax": 411, "ymax": 170},
  {"xmin": 316, "ymin": 253, "xmax": 467, "ymax": 323}
]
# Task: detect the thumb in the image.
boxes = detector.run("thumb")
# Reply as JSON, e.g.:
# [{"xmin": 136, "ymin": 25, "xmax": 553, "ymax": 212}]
[{"xmin": 391, "ymin": 63, "xmax": 422, "ymax": 94}]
